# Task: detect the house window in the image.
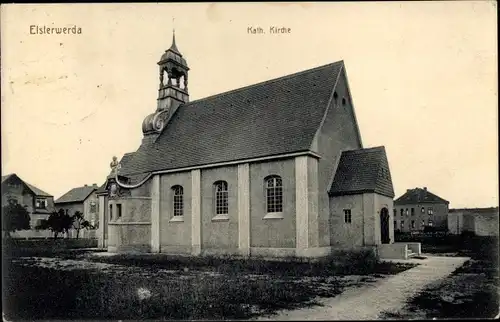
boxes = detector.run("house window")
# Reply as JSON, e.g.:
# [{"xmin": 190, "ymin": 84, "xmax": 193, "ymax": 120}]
[
  {"xmin": 265, "ymin": 176, "xmax": 283, "ymax": 213},
  {"xmin": 394, "ymin": 220, "xmax": 397, "ymax": 230},
  {"xmin": 344, "ymin": 209, "xmax": 352, "ymax": 223},
  {"xmin": 421, "ymin": 207, "xmax": 425, "ymax": 213},
  {"xmin": 116, "ymin": 204, "xmax": 122, "ymax": 219},
  {"xmin": 393, "ymin": 209, "xmax": 397, "ymax": 217},
  {"xmin": 109, "ymin": 204, "xmax": 113, "ymax": 220},
  {"xmin": 172, "ymin": 185, "xmax": 184, "ymax": 217},
  {"xmin": 428, "ymin": 220, "xmax": 433, "ymax": 227},
  {"xmin": 90, "ymin": 201, "xmax": 97, "ymax": 213},
  {"xmin": 36, "ymin": 198, "xmax": 47, "ymax": 209},
  {"xmin": 421, "ymin": 219, "xmax": 425, "ymax": 227},
  {"xmin": 214, "ymin": 181, "xmax": 229, "ymax": 215},
  {"xmin": 405, "ymin": 208, "xmax": 409, "ymax": 216},
  {"xmin": 400, "ymin": 220, "xmax": 404, "ymax": 228},
  {"xmin": 400, "ymin": 209, "xmax": 404, "ymax": 216},
  {"xmin": 428, "ymin": 207, "xmax": 433, "ymax": 215},
  {"xmin": 411, "ymin": 208, "xmax": 415, "ymax": 216},
  {"xmin": 342, "ymin": 97, "xmax": 346, "ymax": 106},
  {"xmin": 411, "ymin": 220, "xmax": 415, "ymax": 229}
]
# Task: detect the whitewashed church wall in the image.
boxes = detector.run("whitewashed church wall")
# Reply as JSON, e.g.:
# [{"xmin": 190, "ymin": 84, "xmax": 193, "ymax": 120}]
[
  {"xmin": 249, "ymin": 158, "xmax": 296, "ymax": 248},
  {"xmin": 159, "ymin": 171, "xmax": 193, "ymax": 254}
]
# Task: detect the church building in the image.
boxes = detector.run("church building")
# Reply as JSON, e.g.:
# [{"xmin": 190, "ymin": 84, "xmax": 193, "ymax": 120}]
[{"xmin": 96, "ymin": 34, "xmax": 396, "ymax": 258}]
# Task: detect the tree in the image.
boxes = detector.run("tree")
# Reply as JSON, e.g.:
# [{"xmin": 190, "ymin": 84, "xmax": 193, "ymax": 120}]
[
  {"xmin": 1, "ymin": 202, "xmax": 31, "ymax": 238},
  {"xmin": 36, "ymin": 209, "xmax": 74, "ymax": 239},
  {"xmin": 71, "ymin": 211, "xmax": 92, "ymax": 239}
]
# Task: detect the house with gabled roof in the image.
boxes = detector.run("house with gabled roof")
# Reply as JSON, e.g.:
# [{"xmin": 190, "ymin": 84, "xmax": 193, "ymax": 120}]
[
  {"xmin": 95, "ymin": 34, "xmax": 397, "ymax": 258},
  {"xmin": 394, "ymin": 187, "xmax": 450, "ymax": 232},
  {"xmin": 1, "ymin": 173, "xmax": 55, "ymax": 237},
  {"xmin": 55, "ymin": 184, "xmax": 100, "ymax": 229}
]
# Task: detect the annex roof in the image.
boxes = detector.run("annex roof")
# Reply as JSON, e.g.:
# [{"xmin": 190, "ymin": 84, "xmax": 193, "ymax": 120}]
[{"xmin": 329, "ymin": 146, "xmax": 395, "ymax": 198}]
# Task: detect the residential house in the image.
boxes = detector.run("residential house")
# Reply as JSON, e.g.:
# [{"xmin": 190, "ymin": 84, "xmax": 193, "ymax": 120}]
[
  {"xmin": 55, "ymin": 184, "xmax": 100, "ymax": 238},
  {"xmin": 394, "ymin": 187, "xmax": 449, "ymax": 232},
  {"xmin": 1, "ymin": 173, "xmax": 54, "ymax": 238}
]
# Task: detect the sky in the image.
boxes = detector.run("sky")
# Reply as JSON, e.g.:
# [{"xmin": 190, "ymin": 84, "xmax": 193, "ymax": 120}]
[{"xmin": 1, "ymin": 2, "xmax": 497, "ymax": 208}]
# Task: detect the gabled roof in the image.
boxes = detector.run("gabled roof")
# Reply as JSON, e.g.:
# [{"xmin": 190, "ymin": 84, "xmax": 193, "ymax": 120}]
[
  {"xmin": 119, "ymin": 61, "xmax": 345, "ymax": 177},
  {"xmin": 55, "ymin": 185, "xmax": 98, "ymax": 204},
  {"xmin": 25, "ymin": 183, "xmax": 52, "ymax": 197},
  {"xmin": 395, "ymin": 187, "xmax": 449, "ymax": 205},
  {"xmin": 1, "ymin": 173, "xmax": 53, "ymax": 197},
  {"xmin": 1, "ymin": 174, "xmax": 14, "ymax": 183},
  {"xmin": 329, "ymin": 146, "xmax": 394, "ymax": 198}
]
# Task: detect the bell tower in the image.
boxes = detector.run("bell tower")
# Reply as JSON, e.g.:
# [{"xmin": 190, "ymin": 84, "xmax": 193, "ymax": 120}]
[
  {"xmin": 142, "ymin": 31, "xmax": 189, "ymax": 143},
  {"xmin": 157, "ymin": 30, "xmax": 189, "ymax": 111}
]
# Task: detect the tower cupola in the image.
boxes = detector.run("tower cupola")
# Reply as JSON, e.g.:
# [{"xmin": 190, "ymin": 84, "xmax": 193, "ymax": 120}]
[
  {"xmin": 142, "ymin": 31, "xmax": 189, "ymax": 143},
  {"xmin": 157, "ymin": 31, "xmax": 189, "ymax": 111}
]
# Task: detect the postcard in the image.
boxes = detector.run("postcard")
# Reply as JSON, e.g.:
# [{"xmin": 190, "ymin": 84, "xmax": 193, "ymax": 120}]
[{"xmin": 1, "ymin": 2, "xmax": 498, "ymax": 320}]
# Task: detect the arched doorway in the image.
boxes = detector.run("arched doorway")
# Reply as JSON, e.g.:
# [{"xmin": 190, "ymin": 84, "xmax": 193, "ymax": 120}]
[{"xmin": 380, "ymin": 208, "xmax": 390, "ymax": 244}]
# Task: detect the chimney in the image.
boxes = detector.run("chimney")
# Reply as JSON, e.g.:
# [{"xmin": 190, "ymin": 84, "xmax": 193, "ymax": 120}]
[
  {"xmin": 84, "ymin": 184, "xmax": 88, "ymax": 187},
  {"xmin": 423, "ymin": 187, "xmax": 427, "ymax": 191},
  {"xmin": 407, "ymin": 189, "xmax": 411, "ymax": 192},
  {"xmin": 92, "ymin": 183, "xmax": 98, "ymax": 188}
]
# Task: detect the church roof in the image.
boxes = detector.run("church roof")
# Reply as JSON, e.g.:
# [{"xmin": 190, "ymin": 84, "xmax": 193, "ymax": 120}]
[
  {"xmin": 119, "ymin": 61, "xmax": 345, "ymax": 178},
  {"xmin": 55, "ymin": 185, "xmax": 98, "ymax": 204},
  {"xmin": 395, "ymin": 187, "xmax": 449, "ymax": 205},
  {"xmin": 95, "ymin": 153, "xmax": 135, "ymax": 194},
  {"xmin": 329, "ymin": 146, "xmax": 395, "ymax": 198}
]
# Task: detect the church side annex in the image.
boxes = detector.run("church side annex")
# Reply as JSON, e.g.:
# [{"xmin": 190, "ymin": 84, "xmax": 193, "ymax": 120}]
[{"xmin": 95, "ymin": 33, "xmax": 398, "ymax": 259}]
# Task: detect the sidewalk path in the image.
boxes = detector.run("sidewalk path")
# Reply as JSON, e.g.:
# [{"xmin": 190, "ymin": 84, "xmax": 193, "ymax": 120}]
[{"xmin": 256, "ymin": 255, "xmax": 470, "ymax": 320}]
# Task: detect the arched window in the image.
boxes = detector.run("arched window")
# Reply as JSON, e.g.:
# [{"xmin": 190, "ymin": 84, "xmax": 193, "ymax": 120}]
[
  {"xmin": 265, "ymin": 176, "xmax": 283, "ymax": 213},
  {"xmin": 214, "ymin": 181, "xmax": 228, "ymax": 215},
  {"xmin": 172, "ymin": 185, "xmax": 184, "ymax": 217}
]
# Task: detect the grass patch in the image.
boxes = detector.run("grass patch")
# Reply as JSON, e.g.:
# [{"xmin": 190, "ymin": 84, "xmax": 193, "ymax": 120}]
[
  {"xmin": 2, "ymin": 249, "xmax": 416, "ymax": 320},
  {"xmin": 84, "ymin": 251, "xmax": 416, "ymax": 277},
  {"xmin": 2, "ymin": 259, "xmax": 338, "ymax": 320}
]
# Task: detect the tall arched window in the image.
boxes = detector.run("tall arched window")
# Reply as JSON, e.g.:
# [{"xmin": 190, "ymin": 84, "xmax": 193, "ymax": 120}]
[
  {"xmin": 214, "ymin": 181, "xmax": 228, "ymax": 215},
  {"xmin": 172, "ymin": 185, "xmax": 184, "ymax": 217},
  {"xmin": 265, "ymin": 176, "xmax": 283, "ymax": 213}
]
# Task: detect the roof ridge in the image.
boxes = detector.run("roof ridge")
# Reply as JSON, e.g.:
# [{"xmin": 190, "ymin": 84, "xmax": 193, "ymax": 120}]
[{"xmin": 183, "ymin": 60, "xmax": 344, "ymax": 107}]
